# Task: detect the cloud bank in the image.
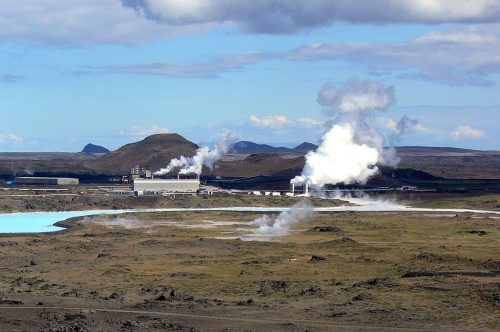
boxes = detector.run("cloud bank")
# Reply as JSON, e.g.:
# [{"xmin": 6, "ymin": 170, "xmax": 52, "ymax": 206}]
[
  {"xmin": 0, "ymin": 0, "xmax": 210, "ymax": 45},
  {"xmin": 100, "ymin": 26, "xmax": 500, "ymax": 86},
  {"xmin": 1, "ymin": 1, "xmax": 500, "ymax": 45},
  {"xmin": 286, "ymin": 27, "xmax": 500, "ymax": 86},
  {"xmin": 124, "ymin": 0, "xmax": 500, "ymax": 33}
]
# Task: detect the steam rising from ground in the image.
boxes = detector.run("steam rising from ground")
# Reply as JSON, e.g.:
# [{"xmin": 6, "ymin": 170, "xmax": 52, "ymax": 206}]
[
  {"xmin": 155, "ymin": 133, "xmax": 238, "ymax": 176},
  {"xmin": 292, "ymin": 79, "xmax": 399, "ymax": 189},
  {"xmin": 249, "ymin": 200, "xmax": 314, "ymax": 235}
]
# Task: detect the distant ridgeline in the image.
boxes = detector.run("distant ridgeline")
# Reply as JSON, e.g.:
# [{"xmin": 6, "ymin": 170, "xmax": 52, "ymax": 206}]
[
  {"xmin": 230, "ymin": 141, "xmax": 318, "ymax": 154},
  {"xmin": 82, "ymin": 143, "xmax": 110, "ymax": 154}
]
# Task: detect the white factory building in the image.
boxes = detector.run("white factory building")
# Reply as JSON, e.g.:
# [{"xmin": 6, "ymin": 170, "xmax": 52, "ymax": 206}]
[{"xmin": 133, "ymin": 178, "xmax": 200, "ymax": 195}]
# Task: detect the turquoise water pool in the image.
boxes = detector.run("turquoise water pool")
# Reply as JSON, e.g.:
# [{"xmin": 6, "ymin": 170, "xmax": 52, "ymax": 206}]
[
  {"xmin": 1, "ymin": 204, "xmax": 498, "ymax": 234},
  {"xmin": 0, "ymin": 210, "xmax": 128, "ymax": 233}
]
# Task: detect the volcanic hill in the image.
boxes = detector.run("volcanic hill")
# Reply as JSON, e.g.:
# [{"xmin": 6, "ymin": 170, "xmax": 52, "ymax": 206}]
[
  {"xmin": 85, "ymin": 134, "xmax": 198, "ymax": 173},
  {"xmin": 82, "ymin": 143, "xmax": 110, "ymax": 154}
]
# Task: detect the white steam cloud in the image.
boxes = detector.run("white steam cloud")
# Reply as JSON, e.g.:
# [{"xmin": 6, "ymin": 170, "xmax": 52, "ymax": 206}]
[
  {"xmin": 249, "ymin": 200, "xmax": 314, "ymax": 235},
  {"xmin": 388, "ymin": 115, "xmax": 421, "ymax": 143},
  {"xmin": 292, "ymin": 79, "xmax": 397, "ymax": 189},
  {"xmin": 155, "ymin": 133, "xmax": 238, "ymax": 176}
]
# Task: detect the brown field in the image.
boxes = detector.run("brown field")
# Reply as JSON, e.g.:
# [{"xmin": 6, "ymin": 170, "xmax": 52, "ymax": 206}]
[
  {"xmin": 0, "ymin": 194, "xmax": 499, "ymax": 331},
  {"xmin": 0, "ymin": 193, "xmax": 343, "ymax": 213}
]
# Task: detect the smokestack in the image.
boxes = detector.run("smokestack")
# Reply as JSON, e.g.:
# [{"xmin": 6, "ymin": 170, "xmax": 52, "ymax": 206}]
[
  {"xmin": 291, "ymin": 183, "xmax": 295, "ymax": 194},
  {"xmin": 177, "ymin": 174, "xmax": 180, "ymax": 180},
  {"xmin": 305, "ymin": 183, "xmax": 309, "ymax": 196}
]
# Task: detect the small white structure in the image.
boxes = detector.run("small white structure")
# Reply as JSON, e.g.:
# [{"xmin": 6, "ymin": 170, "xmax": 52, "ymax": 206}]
[
  {"xmin": 252, "ymin": 191, "xmax": 262, "ymax": 196},
  {"xmin": 399, "ymin": 185, "xmax": 417, "ymax": 191},
  {"xmin": 133, "ymin": 178, "xmax": 200, "ymax": 194},
  {"xmin": 15, "ymin": 177, "xmax": 79, "ymax": 185},
  {"xmin": 271, "ymin": 192, "xmax": 281, "ymax": 196},
  {"xmin": 290, "ymin": 182, "xmax": 310, "ymax": 197}
]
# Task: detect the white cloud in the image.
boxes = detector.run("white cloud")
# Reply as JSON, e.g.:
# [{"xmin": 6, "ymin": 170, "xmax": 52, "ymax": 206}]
[
  {"xmin": 286, "ymin": 26, "xmax": 500, "ymax": 86},
  {"xmin": 451, "ymin": 125, "xmax": 486, "ymax": 139},
  {"xmin": 249, "ymin": 115, "xmax": 289, "ymax": 128},
  {"xmin": 105, "ymin": 25, "xmax": 500, "ymax": 86},
  {"xmin": 128, "ymin": 125, "xmax": 169, "ymax": 137},
  {"xmin": 0, "ymin": 133, "xmax": 23, "ymax": 144},
  {"xmin": 124, "ymin": 0, "xmax": 500, "ymax": 33},
  {"xmin": 0, "ymin": 0, "xmax": 211, "ymax": 45},
  {"xmin": 107, "ymin": 52, "xmax": 268, "ymax": 78},
  {"xmin": 0, "ymin": 1, "xmax": 499, "ymax": 45},
  {"xmin": 298, "ymin": 117, "xmax": 324, "ymax": 127}
]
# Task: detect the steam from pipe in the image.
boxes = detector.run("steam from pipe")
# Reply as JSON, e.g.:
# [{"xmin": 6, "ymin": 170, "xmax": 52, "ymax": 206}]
[
  {"xmin": 292, "ymin": 79, "xmax": 397, "ymax": 189},
  {"xmin": 155, "ymin": 132, "xmax": 239, "ymax": 176},
  {"xmin": 249, "ymin": 200, "xmax": 314, "ymax": 235}
]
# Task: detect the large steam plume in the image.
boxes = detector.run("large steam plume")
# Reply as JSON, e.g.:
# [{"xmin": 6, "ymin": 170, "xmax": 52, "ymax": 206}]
[
  {"xmin": 292, "ymin": 79, "xmax": 397, "ymax": 188},
  {"xmin": 249, "ymin": 200, "xmax": 314, "ymax": 235},
  {"xmin": 155, "ymin": 133, "xmax": 238, "ymax": 176}
]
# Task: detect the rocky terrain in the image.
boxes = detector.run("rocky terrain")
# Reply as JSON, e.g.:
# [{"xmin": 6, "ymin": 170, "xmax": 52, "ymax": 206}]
[{"xmin": 0, "ymin": 195, "xmax": 498, "ymax": 331}]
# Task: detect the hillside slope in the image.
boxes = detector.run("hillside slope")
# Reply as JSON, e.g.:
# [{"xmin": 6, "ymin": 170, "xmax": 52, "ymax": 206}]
[
  {"xmin": 213, "ymin": 153, "xmax": 304, "ymax": 177},
  {"xmin": 85, "ymin": 134, "xmax": 198, "ymax": 173}
]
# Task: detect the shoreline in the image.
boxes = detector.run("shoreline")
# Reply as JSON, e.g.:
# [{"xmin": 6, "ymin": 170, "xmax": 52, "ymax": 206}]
[
  {"xmin": 0, "ymin": 216, "xmax": 84, "ymax": 238},
  {"xmin": 1, "ymin": 202, "xmax": 499, "ymax": 238}
]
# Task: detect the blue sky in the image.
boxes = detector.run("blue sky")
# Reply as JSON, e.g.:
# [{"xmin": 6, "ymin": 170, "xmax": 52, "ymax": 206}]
[{"xmin": 0, "ymin": 0, "xmax": 499, "ymax": 151}]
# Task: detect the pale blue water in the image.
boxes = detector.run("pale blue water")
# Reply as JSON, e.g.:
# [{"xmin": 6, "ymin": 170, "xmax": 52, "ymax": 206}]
[
  {"xmin": 0, "ymin": 209, "xmax": 129, "ymax": 233},
  {"xmin": 1, "ymin": 205, "xmax": 498, "ymax": 234}
]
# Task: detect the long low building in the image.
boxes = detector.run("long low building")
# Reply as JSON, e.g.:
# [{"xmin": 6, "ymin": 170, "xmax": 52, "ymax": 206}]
[
  {"xmin": 133, "ymin": 178, "xmax": 200, "ymax": 194},
  {"xmin": 15, "ymin": 177, "xmax": 79, "ymax": 185}
]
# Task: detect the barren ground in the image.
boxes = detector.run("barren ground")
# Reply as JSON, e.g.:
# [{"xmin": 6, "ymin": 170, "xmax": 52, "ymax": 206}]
[{"xmin": 0, "ymin": 194, "xmax": 499, "ymax": 331}]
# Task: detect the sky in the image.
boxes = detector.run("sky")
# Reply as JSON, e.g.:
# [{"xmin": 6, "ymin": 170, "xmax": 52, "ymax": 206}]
[{"xmin": 0, "ymin": 0, "xmax": 499, "ymax": 152}]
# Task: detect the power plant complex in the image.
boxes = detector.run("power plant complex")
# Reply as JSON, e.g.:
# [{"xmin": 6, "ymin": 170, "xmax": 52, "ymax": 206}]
[
  {"xmin": 129, "ymin": 166, "xmax": 200, "ymax": 195},
  {"xmin": 133, "ymin": 178, "xmax": 200, "ymax": 195}
]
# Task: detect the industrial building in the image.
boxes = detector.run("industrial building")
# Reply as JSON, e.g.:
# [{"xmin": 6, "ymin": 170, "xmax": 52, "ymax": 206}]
[
  {"xmin": 15, "ymin": 177, "xmax": 79, "ymax": 185},
  {"xmin": 129, "ymin": 165, "xmax": 152, "ymax": 182},
  {"xmin": 133, "ymin": 178, "xmax": 200, "ymax": 195}
]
